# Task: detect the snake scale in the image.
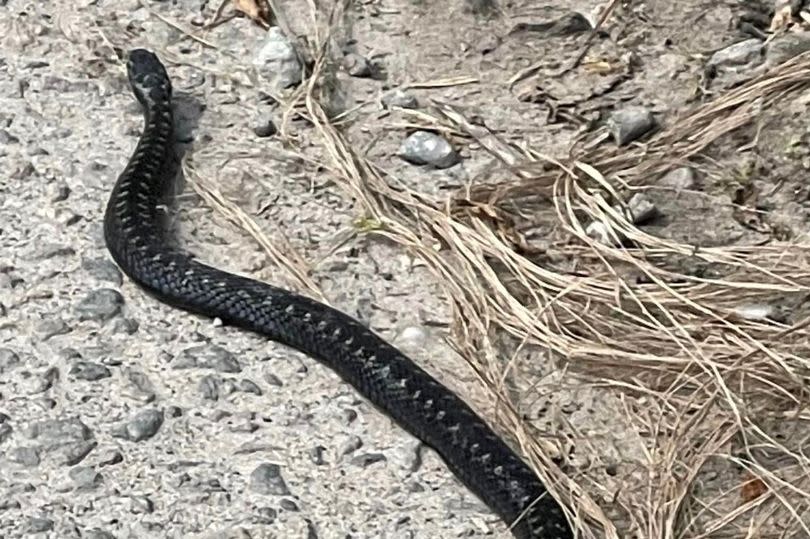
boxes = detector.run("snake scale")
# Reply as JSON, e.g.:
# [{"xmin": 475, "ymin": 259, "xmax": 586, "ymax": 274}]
[{"xmin": 103, "ymin": 48, "xmax": 573, "ymax": 539}]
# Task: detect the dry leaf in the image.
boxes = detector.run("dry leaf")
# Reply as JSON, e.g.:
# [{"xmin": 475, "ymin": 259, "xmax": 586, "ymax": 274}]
[
  {"xmin": 740, "ymin": 473, "xmax": 768, "ymax": 502},
  {"xmin": 770, "ymin": 4, "xmax": 794, "ymax": 32},
  {"xmin": 232, "ymin": 0, "xmax": 272, "ymax": 27}
]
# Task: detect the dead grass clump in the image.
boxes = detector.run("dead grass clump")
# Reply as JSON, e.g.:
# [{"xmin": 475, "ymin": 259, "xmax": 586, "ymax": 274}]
[{"xmin": 186, "ymin": 4, "xmax": 810, "ymax": 537}]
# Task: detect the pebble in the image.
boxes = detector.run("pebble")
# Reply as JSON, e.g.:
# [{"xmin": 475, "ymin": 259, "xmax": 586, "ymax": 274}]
[
  {"xmin": 397, "ymin": 131, "xmax": 460, "ymax": 169},
  {"xmin": 253, "ymin": 26, "xmax": 302, "ymax": 90},
  {"xmin": 123, "ymin": 367, "xmax": 157, "ymax": 403},
  {"xmin": 69, "ymin": 465, "xmax": 102, "ymax": 489},
  {"xmin": 74, "ymin": 288, "xmax": 125, "ymax": 322},
  {"xmin": 337, "ymin": 434, "xmax": 363, "ymax": 457},
  {"xmin": 81, "ymin": 258, "xmax": 123, "ymax": 285},
  {"xmin": 9, "ymin": 446, "xmax": 40, "ymax": 467},
  {"xmin": 111, "ymin": 408, "xmax": 164, "ymax": 442},
  {"xmin": 0, "ymin": 347, "xmax": 21, "ymax": 372},
  {"xmin": 36, "ymin": 318, "xmax": 71, "ymax": 340},
  {"xmin": 708, "ymin": 38, "xmax": 764, "ymax": 70},
  {"xmin": 253, "ymin": 116, "xmax": 277, "ymax": 138},
  {"xmin": 238, "ymin": 379, "xmax": 262, "ymax": 395},
  {"xmin": 27, "ymin": 517, "xmax": 54, "ymax": 533},
  {"xmin": 608, "ymin": 106, "xmax": 656, "ymax": 146},
  {"xmin": 129, "ymin": 495, "xmax": 155, "ymax": 514},
  {"xmin": 173, "ymin": 344, "xmax": 242, "ymax": 373},
  {"xmin": 351, "ymin": 452, "xmax": 386, "ymax": 467},
  {"xmin": 250, "ymin": 463, "xmax": 291, "ymax": 495},
  {"xmin": 24, "ymin": 417, "xmax": 92, "ymax": 448},
  {"xmin": 626, "ymin": 193, "xmax": 658, "ymax": 225},
  {"xmin": 0, "ymin": 421, "xmax": 12, "ymax": 445},
  {"xmin": 387, "ymin": 440, "xmax": 424, "ymax": 476},
  {"xmin": 658, "ymin": 167, "xmax": 696, "ymax": 190},
  {"xmin": 279, "ymin": 499, "xmax": 299, "ymax": 511},
  {"xmin": 396, "ymin": 325, "xmax": 428, "ymax": 350},
  {"xmin": 344, "ymin": 53, "xmax": 373, "ymax": 78},
  {"xmin": 309, "ymin": 445, "xmax": 326, "ymax": 465},
  {"xmin": 254, "ymin": 506, "xmax": 277, "ymax": 524},
  {"xmin": 382, "ymin": 89, "xmax": 418, "ymax": 109},
  {"xmin": 69, "ymin": 361, "xmax": 112, "ymax": 381}
]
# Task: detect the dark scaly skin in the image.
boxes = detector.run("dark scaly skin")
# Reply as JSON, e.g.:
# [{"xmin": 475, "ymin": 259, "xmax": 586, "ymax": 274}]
[{"xmin": 103, "ymin": 49, "xmax": 573, "ymax": 539}]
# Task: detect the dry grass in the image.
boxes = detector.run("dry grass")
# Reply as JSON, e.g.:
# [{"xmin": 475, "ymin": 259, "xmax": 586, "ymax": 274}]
[{"xmin": 179, "ymin": 3, "xmax": 810, "ymax": 538}]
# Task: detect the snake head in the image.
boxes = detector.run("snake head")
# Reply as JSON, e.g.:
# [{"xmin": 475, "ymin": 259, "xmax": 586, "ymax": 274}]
[{"xmin": 127, "ymin": 49, "xmax": 172, "ymax": 107}]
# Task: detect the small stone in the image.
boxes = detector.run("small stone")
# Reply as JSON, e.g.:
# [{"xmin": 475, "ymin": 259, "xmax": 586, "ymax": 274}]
[
  {"xmin": 351, "ymin": 453, "xmax": 386, "ymax": 467},
  {"xmin": 279, "ymin": 499, "xmax": 299, "ymax": 511},
  {"xmin": 343, "ymin": 53, "xmax": 372, "ymax": 77},
  {"xmin": 123, "ymin": 367, "xmax": 156, "ymax": 403},
  {"xmin": 767, "ymin": 32, "xmax": 810, "ymax": 65},
  {"xmin": 381, "ymin": 89, "xmax": 418, "ymax": 109},
  {"xmin": 309, "ymin": 445, "xmax": 326, "ymax": 465},
  {"xmin": 253, "ymin": 26, "xmax": 302, "ymax": 90},
  {"xmin": 130, "ymin": 495, "xmax": 155, "ymax": 514},
  {"xmin": 82, "ymin": 258, "xmax": 123, "ymax": 285},
  {"xmin": 254, "ymin": 506, "xmax": 277, "ymax": 524},
  {"xmin": 70, "ymin": 361, "xmax": 112, "ymax": 381},
  {"xmin": 263, "ymin": 372, "xmax": 283, "ymax": 387},
  {"xmin": 250, "ymin": 463, "xmax": 291, "ymax": 495},
  {"xmin": 110, "ymin": 317, "xmax": 139, "ymax": 334},
  {"xmin": 338, "ymin": 435, "xmax": 363, "ymax": 457},
  {"xmin": 199, "ymin": 374, "xmax": 223, "ymax": 400},
  {"xmin": 27, "ymin": 517, "xmax": 54, "ymax": 533},
  {"xmin": 387, "ymin": 440, "xmax": 424, "ymax": 476},
  {"xmin": 75, "ymin": 288, "xmax": 125, "ymax": 322},
  {"xmin": 69, "ymin": 465, "xmax": 102, "ymax": 489},
  {"xmin": 96, "ymin": 449, "xmax": 124, "ymax": 466},
  {"xmin": 397, "ymin": 325, "xmax": 428, "ymax": 350},
  {"xmin": 397, "ymin": 131, "xmax": 460, "ymax": 169},
  {"xmin": 608, "ymin": 106, "xmax": 656, "ymax": 146},
  {"xmin": 658, "ymin": 167, "xmax": 696, "ymax": 190},
  {"xmin": 112, "ymin": 409, "xmax": 163, "ymax": 442},
  {"xmin": 9, "ymin": 446, "xmax": 40, "ymax": 467},
  {"xmin": 626, "ymin": 193, "xmax": 658, "ymax": 225},
  {"xmin": 36, "ymin": 318, "xmax": 71, "ymax": 340},
  {"xmin": 253, "ymin": 117, "xmax": 277, "ymax": 138},
  {"xmin": 0, "ymin": 422, "xmax": 12, "ymax": 445},
  {"xmin": 27, "ymin": 366, "xmax": 58, "ymax": 394},
  {"xmin": 48, "ymin": 181, "xmax": 71, "ymax": 202},
  {"xmin": 708, "ymin": 38, "xmax": 764, "ymax": 70},
  {"xmin": 0, "ymin": 348, "xmax": 21, "ymax": 372},
  {"xmin": 173, "ymin": 344, "xmax": 242, "ymax": 373},
  {"xmin": 238, "ymin": 379, "xmax": 262, "ymax": 395}
]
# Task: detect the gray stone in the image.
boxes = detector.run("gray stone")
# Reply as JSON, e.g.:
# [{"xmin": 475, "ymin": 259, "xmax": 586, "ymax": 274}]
[
  {"xmin": 250, "ymin": 463, "xmax": 291, "ymax": 495},
  {"xmin": 397, "ymin": 131, "xmax": 460, "ymax": 169},
  {"xmin": 382, "ymin": 88, "xmax": 418, "ymax": 109},
  {"xmin": 112, "ymin": 409, "xmax": 164, "ymax": 442},
  {"xmin": 253, "ymin": 26, "xmax": 302, "ymax": 90},
  {"xmin": 69, "ymin": 465, "xmax": 102, "ymax": 489},
  {"xmin": 659, "ymin": 167, "xmax": 696, "ymax": 190},
  {"xmin": 27, "ymin": 517, "xmax": 54, "ymax": 533},
  {"xmin": 173, "ymin": 344, "xmax": 242, "ymax": 373},
  {"xmin": 708, "ymin": 38, "xmax": 764, "ymax": 70},
  {"xmin": 344, "ymin": 53, "xmax": 372, "ymax": 78},
  {"xmin": 75, "ymin": 288, "xmax": 125, "ymax": 322},
  {"xmin": 69, "ymin": 361, "xmax": 111, "ymax": 381},
  {"xmin": 0, "ymin": 347, "xmax": 20, "ymax": 372},
  {"xmin": 608, "ymin": 106, "xmax": 656, "ymax": 146}
]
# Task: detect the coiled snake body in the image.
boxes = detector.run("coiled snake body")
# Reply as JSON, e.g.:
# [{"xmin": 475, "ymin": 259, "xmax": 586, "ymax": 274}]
[{"xmin": 103, "ymin": 49, "xmax": 572, "ymax": 539}]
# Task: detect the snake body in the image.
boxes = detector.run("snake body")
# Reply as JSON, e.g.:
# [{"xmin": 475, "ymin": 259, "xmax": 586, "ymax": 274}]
[{"xmin": 103, "ymin": 49, "xmax": 573, "ymax": 539}]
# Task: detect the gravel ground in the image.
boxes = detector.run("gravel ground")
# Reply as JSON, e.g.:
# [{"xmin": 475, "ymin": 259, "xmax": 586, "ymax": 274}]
[{"xmin": 2, "ymin": 0, "xmax": 810, "ymax": 538}]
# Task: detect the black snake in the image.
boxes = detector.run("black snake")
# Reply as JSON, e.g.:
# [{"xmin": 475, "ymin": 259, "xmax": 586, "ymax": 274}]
[{"xmin": 103, "ymin": 48, "xmax": 573, "ymax": 539}]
